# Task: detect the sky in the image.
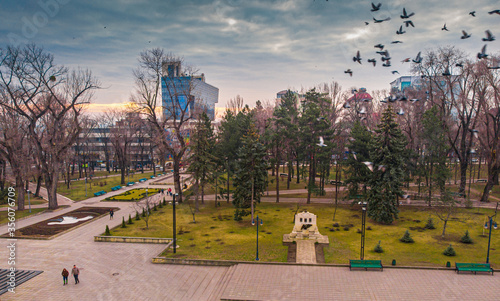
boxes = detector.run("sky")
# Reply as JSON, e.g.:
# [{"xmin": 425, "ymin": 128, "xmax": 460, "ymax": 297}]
[{"xmin": 1, "ymin": 0, "xmax": 499, "ymax": 114}]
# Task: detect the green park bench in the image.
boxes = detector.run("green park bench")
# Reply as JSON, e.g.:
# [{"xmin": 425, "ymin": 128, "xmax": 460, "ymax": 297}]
[
  {"xmin": 93, "ymin": 190, "xmax": 106, "ymax": 197},
  {"xmin": 127, "ymin": 182, "xmax": 135, "ymax": 186},
  {"xmin": 111, "ymin": 186, "xmax": 121, "ymax": 191},
  {"xmin": 455, "ymin": 263, "xmax": 494, "ymax": 275},
  {"xmin": 139, "ymin": 178, "xmax": 147, "ymax": 182},
  {"xmin": 476, "ymin": 179, "xmax": 487, "ymax": 183},
  {"xmin": 150, "ymin": 175, "xmax": 155, "ymax": 179},
  {"xmin": 349, "ymin": 195, "xmax": 364, "ymax": 200},
  {"xmin": 349, "ymin": 259, "xmax": 383, "ymax": 271}
]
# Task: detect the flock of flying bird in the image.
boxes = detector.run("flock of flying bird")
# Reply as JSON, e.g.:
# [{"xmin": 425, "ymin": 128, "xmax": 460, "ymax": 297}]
[
  {"xmin": 314, "ymin": 3, "xmax": 498, "ymax": 176},
  {"xmin": 344, "ymin": 3, "xmax": 500, "ymax": 77}
]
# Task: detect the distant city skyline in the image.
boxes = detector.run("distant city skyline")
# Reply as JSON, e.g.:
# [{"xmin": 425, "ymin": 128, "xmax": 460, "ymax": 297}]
[{"xmin": 1, "ymin": 0, "xmax": 499, "ymax": 114}]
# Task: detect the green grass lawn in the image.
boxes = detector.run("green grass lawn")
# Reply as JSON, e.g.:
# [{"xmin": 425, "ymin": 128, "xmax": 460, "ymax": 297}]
[
  {"xmin": 105, "ymin": 201, "xmax": 500, "ymax": 266},
  {"xmin": 56, "ymin": 171, "xmax": 158, "ymax": 201},
  {"xmin": 0, "ymin": 208, "xmax": 46, "ymax": 224},
  {"xmin": 104, "ymin": 188, "xmax": 160, "ymax": 202},
  {"xmin": 0, "ymin": 196, "xmax": 46, "ymax": 208}
]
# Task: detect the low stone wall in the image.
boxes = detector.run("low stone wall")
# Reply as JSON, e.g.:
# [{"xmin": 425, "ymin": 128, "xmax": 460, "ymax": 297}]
[{"xmin": 94, "ymin": 236, "xmax": 172, "ymax": 244}]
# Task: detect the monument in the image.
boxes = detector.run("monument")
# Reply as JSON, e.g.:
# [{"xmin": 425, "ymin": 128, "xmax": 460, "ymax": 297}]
[{"xmin": 283, "ymin": 211, "xmax": 329, "ymax": 244}]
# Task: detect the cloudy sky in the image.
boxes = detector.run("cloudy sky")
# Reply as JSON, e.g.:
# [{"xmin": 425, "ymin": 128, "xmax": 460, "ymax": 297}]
[{"xmin": 1, "ymin": 0, "xmax": 499, "ymax": 113}]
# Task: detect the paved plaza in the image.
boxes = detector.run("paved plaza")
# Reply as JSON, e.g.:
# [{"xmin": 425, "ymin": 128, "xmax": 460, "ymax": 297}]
[{"xmin": 1, "ymin": 174, "xmax": 499, "ymax": 300}]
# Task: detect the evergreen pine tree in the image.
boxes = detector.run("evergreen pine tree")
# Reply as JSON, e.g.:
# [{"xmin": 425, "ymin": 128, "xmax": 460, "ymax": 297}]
[
  {"xmin": 345, "ymin": 122, "xmax": 373, "ymax": 199},
  {"xmin": 424, "ymin": 217, "xmax": 436, "ymax": 229},
  {"xmin": 443, "ymin": 244, "xmax": 456, "ymax": 256},
  {"xmin": 128, "ymin": 214, "xmax": 133, "ymax": 224},
  {"xmin": 232, "ymin": 123, "xmax": 268, "ymax": 220},
  {"xmin": 105, "ymin": 225, "xmax": 111, "ymax": 236},
  {"xmin": 367, "ymin": 106, "xmax": 407, "ymax": 224},
  {"xmin": 400, "ymin": 230, "xmax": 414, "ymax": 243},
  {"xmin": 374, "ymin": 240, "xmax": 384, "ymax": 253},
  {"xmin": 460, "ymin": 230, "xmax": 473, "ymax": 244},
  {"xmin": 121, "ymin": 216, "xmax": 126, "ymax": 228},
  {"xmin": 135, "ymin": 211, "xmax": 140, "ymax": 220}
]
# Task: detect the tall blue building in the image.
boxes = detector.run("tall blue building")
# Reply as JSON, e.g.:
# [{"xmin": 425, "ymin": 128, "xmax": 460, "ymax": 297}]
[{"xmin": 162, "ymin": 61, "xmax": 219, "ymax": 120}]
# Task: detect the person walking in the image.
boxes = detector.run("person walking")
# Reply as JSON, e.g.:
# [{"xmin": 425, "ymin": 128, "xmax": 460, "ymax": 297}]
[
  {"xmin": 61, "ymin": 268, "xmax": 69, "ymax": 285},
  {"xmin": 71, "ymin": 265, "xmax": 80, "ymax": 284},
  {"xmin": 110, "ymin": 209, "xmax": 114, "ymax": 220}
]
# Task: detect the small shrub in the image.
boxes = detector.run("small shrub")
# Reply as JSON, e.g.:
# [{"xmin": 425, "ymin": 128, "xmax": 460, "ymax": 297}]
[
  {"xmin": 333, "ymin": 223, "xmax": 339, "ymax": 227},
  {"xmin": 343, "ymin": 226, "xmax": 350, "ymax": 231},
  {"xmin": 163, "ymin": 197, "xmax": 166, "ymax": 206},
  {"xmin": 135, "ymin": 211, "xmax": 140, "ymax": 220},
  {"xmin": 356, "ymin": 228, "xmax": 362, "ymax": 233},
  {"xmin": 400, "ymin": 230, "xmax": 414, "ymax": 243},
  {"xmin": 374, "ymin": 240, "xmax": 383, "ymax": 253},
  {"xmin": 128, "ymin": 214, "xmax": 133, "ymax": 224},
  {"xmin": 443, "ymin": 244, "xmax": 456, "ymax": 256},
  {"xmin": 121, "ymin": 217, "xmax": 126, "ymax": 228},
  {"xmin": 367, "ymin": 226, "xmax": 372, "ymax": 230},
  {"xmin": 460, "ymin": 230, "xmax": 473, "ymax": 244},
  {"xmin": 424, "ymin": 217, "xmax": 435, "ymax": 229},
  {"xmin": 464, "ymin": 198, "xmax": 473, "ymax": 209},
  {"xmin": 105, "ymin": 225, "xmax": 111, "ymax": 236}
]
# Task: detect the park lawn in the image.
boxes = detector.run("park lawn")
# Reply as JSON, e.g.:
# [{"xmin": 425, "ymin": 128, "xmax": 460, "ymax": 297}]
[
  {"xmin": 56, "ymin": 171, "xmax": 157, "ymax": 201},
  {"xmin": 0, "ymin": 208, "xmax": 46, "ymax": 225},
  {"xmin": 104, "ymin": 188, "xmax": 161, "ymax": 202},
  {"xmin": 106, "ymin": 201, "xmax": 500, "ymax": 266},
  {"xmin": 0, "ymin": 196, "xmax": 46, "ymax": 208}
]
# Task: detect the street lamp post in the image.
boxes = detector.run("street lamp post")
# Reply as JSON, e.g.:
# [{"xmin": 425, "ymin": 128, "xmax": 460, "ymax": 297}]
[
  {"xmin": 85, "ymin": 177, "xmax": 87, "ymax": 197},
  {"xmin": 360, "ymin": 201, "xmax": 367, "ymax": 260},
  {"xmin": 486, "ymin": 202, "xmax": 498, "ymax": 263},
  {"xmin": 27, "ymin": 190, "xmax": 31, "ymax": 213},
  {"xmin": 173, "ymin": 193, "xmax": 178, "ymax": 254},
  {"xmin": 252, "ymin": 215, "xmax": 263, "ymax": 261}
]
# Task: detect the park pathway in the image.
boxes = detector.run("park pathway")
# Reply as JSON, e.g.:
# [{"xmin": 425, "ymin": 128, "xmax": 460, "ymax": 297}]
[
  {"xmin": 295, "ymin": 240, "xmax": 316, "ymax": 264},
  {"xmin": 0, "ymin": 173, "xmax": 499, "ymax": 300}
]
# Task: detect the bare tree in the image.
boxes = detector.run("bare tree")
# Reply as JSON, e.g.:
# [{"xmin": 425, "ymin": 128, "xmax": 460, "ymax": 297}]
[
  {"xmin": 226, "ymin": 95, "xmax": 245, "ymax": 115},
  {"xmin": 131, "ymin": 48, "xmax": 202, "ymax": 203},
  {"xmin": 0, "ymin": 44, "xmax": 99, "ymax": 209}
]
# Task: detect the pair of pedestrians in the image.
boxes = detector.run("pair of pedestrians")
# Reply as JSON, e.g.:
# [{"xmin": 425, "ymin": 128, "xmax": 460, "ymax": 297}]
[{"xmin": 61, "ymin": 265, "xmax": 80, "ymax": 285}]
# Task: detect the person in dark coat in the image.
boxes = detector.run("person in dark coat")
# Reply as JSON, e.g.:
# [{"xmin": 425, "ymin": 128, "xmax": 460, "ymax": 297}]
[
  {"xmin": 110, "ymin": 209, "xmax": 114, "ymax": 220},
  {"xmin": 71, "ymin": 265, "xmax": 80, "ymax": 284},
  {"xmin": 62, "ymin": 268, "xmax": 69, "ymax": 285}
]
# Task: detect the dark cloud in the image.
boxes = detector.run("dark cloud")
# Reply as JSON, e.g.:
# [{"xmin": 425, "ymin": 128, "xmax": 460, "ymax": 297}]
[{"xmin": 0, "ymin": 0, "xmax": 499, "ymax": 106}]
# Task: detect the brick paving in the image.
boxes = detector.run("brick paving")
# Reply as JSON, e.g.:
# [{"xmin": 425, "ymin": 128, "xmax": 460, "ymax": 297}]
[{"xmin": 0, "ymin": 175, "xmax": 499, "ymax": 300}]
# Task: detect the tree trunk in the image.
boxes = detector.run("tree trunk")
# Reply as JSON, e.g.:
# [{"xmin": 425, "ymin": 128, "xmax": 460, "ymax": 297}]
[
  {"xmin": 481, "ymin": 165, "xmax": 498, "ymax": 202},
  {"xmin": 226, "ymin": 160, "xmax": 230, "ymax": 203},
  {"xmin": 441, "ymin": 219, "xmax": 448, "ymax": 237},
  {"xmin": 275, "ymin": 147, "xmax": 280, "ymax": 203},
  {"xmin": 35, "ymin": 175, "xmax": 42, "ymax": 197},
  {"xmin": 194, "ymin": 179, "xmax": 199, "ymax": 212},
  {"xmin": 296, "ymin": 157, "xmax": 300, "ymax": 184},
  {"xmin": 15, "ymin": 176, "xmax": 25, "ymax": 211},
  {"xmin": 45, "ymin": 174, "xmax": 59, "ymax": 210},
  {"xmin": 173, "ymin": 159, "xmax": 182, "ymax": 203},
  {"xmin": 201, "ymin": 182, "xmax": 205, "ymax": 204},
  {"xmin": 459, "ymin": 161, "xmax": 468, "ymax": 194}
]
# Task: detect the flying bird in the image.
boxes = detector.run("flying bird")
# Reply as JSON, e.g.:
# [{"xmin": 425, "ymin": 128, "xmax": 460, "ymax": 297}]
[
  {"xmin": 382, "ymin": 60, "xmax": 391, "ymax": 67},
  {"xmin": 460, "ymin": 30, "xmax": 471, "ymax": 39},
  {"xmin": 401, "ymin": 8, "xmax": 415, "ymax": 19},
  {"xmin": 317, "ymin": 137, "xmax": 327, "ymax": 147},
  {"xmin": 412, "ymin": 51, "xmax": 422, "ymax": 63},
  {"xmin": 376, "ymin": 50, "xmax": 389, "ymax": 56},
  {"xmin": 404, "ymin": 20, "xmax": 414, "ymax": 27},
  {"xmin": 374, "ymin": 44, "xmax": 384, "ymax": 50},
  {"xmin": 401, "ymin": 57, "xmax": 411, "ymax": 63},
  {"xmin": 397, "ymin": 108, "xmax": 405, "ymax": 115},
  {"xmin": 371, "ymin": 2, "xmax": 382, "ymax": 12},
  {"xmin": 344, "ymin": 69, "xmax": 353, "ymax": 76},
  {"xmin": 373, "ymin": 17, "xmax": 391, "ymax": 23},
  {"xmin": 442, "ymin": 23, "xmax": 449, "ymax": 31},
  {"xmin": 353, "ymin": 51, "xmax": 362, "ymax": 64},
  {"xmin": 363, "ymin": 162, "xmax": 374, "ymax": 172},
  {"xmin": 365, "ymin": 22, "xmax": 369, "ymax": 25},
  {"xmin": 482, "ymin": 30, "xmax": 495, "ymax": 41},
  {"xmin": 392, "ymin": 70, "xmax": 399, "ymax": 74},
  {"xmin": 477, "ymin": 44, "xmax": 488, "ymax": 59},
  {"xmin": 391, "ymin": 40, "xmax": 403, "ymax": 44},
  {"xmin": 442, "ymin": 68, "xmax": 452, "ymax": 76},
  {"xmin": 343, "ymin": 102, "xmax": 351, "ymax": 108},
  {"xmin": 488, "ymin": 10, "xmax": 500, "ymax": 15},
  {"xmin": 381, "ymin": 55, "xmax": 391, "ymax": 61},
  {"xmin": 396, "ymin": 25, "xmax": 406, "ymax": 35},
  {"xmin": 409, "ymin": 98, "xmax": 420, "ymax": 103},
  {"xmin": 380, "ymin": 98, "xmax": 388, "ymax": 103},
  {"xmin": 367, "ymin": 58, "xmax": 377, "ymax": 66},
  {"xmin": 469, "ymin": 11, "xmax": 476, "ymax": 17},
  {"xmin": 456, "ymin": 63, "xmax": 464, "ymax": 67},
  {"xmin": 358, "ymin": 106, "xmax": 367, "ymax": 114},
  {"xmin": 488, "ymin": 62, "xmax": 500, "ymax": 70}
]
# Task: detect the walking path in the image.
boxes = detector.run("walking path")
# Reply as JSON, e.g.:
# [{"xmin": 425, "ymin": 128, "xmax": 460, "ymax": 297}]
[
  {"xmin": 0, "ymin": 174, "xmax": 499, "ymax": 300},
  {"xmin": 296, "ymin": 240, "xmax": 316, "ymax": 264}
]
